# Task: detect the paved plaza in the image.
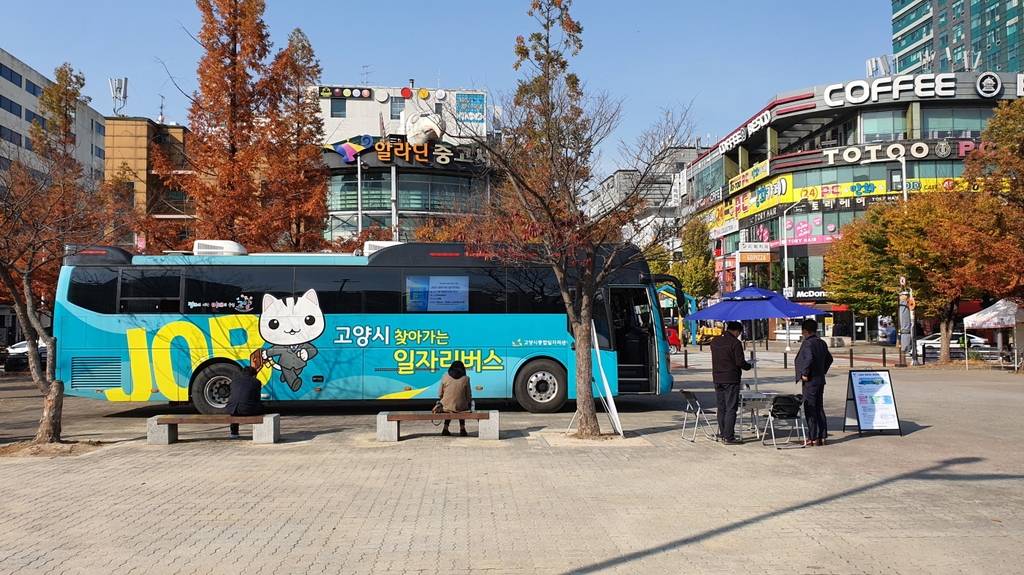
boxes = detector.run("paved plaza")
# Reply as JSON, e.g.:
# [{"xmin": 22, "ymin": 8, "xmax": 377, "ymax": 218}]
[{"xmin": 1, "ymin": 354, "xmax": 1022, "ymax": 574}]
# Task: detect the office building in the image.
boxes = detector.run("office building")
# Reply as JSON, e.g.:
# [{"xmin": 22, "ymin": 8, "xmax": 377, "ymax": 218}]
[
  {"xmin": 894, "ymin": 0, "xmax": 1024, "ymax": 73},
  {"xmin": 317, "ymin": 81, "xmax": 493, "ymax": 241}
]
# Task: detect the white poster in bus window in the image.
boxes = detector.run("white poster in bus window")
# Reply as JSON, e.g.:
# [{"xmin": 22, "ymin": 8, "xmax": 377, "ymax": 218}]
[{"xmin": 406, "ymin": 276, "xmax": 469, "ymax": 312}]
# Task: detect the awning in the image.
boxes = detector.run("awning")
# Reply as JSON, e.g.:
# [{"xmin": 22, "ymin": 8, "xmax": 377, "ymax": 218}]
[{"xmin": 963, "ymin": 299, "xmax": 1024, "ymax": 329}]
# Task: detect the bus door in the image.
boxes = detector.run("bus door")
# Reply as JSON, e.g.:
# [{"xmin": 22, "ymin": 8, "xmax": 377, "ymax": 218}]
[{"xmin": 609, "ymin": 286, "xmax": 657, "ymax": 393}]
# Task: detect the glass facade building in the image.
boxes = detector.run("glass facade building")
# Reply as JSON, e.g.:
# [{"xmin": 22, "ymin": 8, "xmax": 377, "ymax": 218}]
[{"xmin": 894, "ymin": 0, "xmax": 1024, "ymax": 74}]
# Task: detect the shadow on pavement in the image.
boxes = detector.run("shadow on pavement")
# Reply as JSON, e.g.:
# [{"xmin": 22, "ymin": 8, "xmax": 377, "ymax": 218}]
[{"xmin": 558, "ymin": 457, "xmax": 1024, "ymax": 575}]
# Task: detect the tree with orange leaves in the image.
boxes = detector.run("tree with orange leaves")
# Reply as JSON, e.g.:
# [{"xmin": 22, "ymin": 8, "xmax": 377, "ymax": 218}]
[
  {"xmin": 437, "ymin": 0, "xmax": 693, "ymax": 437},
  {"xmin": 824, "ymin": 192, "xmax": 1024, "ymax": 362},
  {"xmin": 147, "ymin": 0, "xmax": 327, "ymax": 252},
  {"xmin": 0, "ymin": 63, "xmax": 136, "ymax": 443},
  {"xmin": 259, "ymin": 29, "xmax": 329, "ymax": 252}
]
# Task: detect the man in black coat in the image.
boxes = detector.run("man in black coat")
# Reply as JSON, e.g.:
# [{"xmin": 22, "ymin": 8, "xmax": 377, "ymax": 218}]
[
  {"xmin": 795, "ymin": 318, "xmax": 833, "ymax": 446},
  {"xmin": 710, "ymin": 321, "xmax": 752, "ymax": 445},
  {"xmin": 225, "ymin": 366, "xmax": 265, "ymax": 438}
]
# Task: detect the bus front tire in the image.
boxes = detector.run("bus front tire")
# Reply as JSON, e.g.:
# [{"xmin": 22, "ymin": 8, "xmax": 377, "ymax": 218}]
[
  {"xmin": 514, "ymin": 359, "xmax": 567, "ymax": 413},
  {"xmin": 191, "ymin": 363, "xmax": 240, "ymax": 415}
]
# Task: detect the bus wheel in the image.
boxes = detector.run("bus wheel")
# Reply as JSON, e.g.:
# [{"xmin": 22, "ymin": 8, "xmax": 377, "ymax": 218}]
[
  {"xmin": 514, "ymin": 359, "xmax": 567, "ymax": 413},
  {"xmin": 191, "ymin": 363, "xmax": 239, "ymax": 415}
]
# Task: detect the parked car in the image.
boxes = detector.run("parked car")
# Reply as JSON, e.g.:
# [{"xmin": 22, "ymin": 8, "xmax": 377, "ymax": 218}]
[
  {"xmin": 3, "ymin": 340, "xmax": 47, "ymax": 372},
  {"xmin": 665, "ymin": 327, "xmax": 681, "ymax": 354},
  {"xmin": 914, "ymin": 333, "xmax": 987, "ymax": 357}
]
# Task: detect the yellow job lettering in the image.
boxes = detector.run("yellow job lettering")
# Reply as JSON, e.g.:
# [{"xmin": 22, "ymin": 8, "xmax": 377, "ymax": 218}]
[
  {"xmin": 105, "ymin": 328, "xmax": 154, "ymax": 402},
  {"xmin": 152, "ymin": 321, "xmax": 208, "ymax": 401},
  {"xmin": 208, "ymin": 315, "xmax": 271, "ymax": 385}
]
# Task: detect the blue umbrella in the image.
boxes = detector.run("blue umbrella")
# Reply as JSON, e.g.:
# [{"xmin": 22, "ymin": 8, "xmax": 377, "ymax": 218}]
[
  {"xmin": 684, "ymin": 287, "xmax": 829, "ymax": 392},
  {"xmin": 685, "ymin": 287, "xmax": 828, "ymax": 322}
]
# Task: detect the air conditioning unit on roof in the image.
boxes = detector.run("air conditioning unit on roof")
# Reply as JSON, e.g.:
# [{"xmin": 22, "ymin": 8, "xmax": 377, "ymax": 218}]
[
  {"xmin": 364, "ymin": 241, "xmax": 403, "ymax": 255},
  {"xmin": 192, "ymin": 240, "xmax": 248, "ymax": 256}
]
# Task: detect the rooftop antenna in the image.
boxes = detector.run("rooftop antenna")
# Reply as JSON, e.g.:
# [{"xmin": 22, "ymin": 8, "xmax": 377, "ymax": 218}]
[
  {"xmin": 361, "ymin": 65, "xmax": 373, "ymax": 85},
  {"xmin": 108, "ymin": 77, "xmax": 128, "ymax": 116},
  {"xmin": 157, "ymin": 95, "xmax": 165, "ymax": 124}
]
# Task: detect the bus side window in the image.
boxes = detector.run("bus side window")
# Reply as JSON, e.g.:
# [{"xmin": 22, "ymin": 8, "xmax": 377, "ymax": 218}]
[
  {"xmin": 68, "ymin": 267, "xmax": 118, "ymax": 314},
  {"xmin": 119, "ymin": 268, "xmax": 182, "ymax": 314}
]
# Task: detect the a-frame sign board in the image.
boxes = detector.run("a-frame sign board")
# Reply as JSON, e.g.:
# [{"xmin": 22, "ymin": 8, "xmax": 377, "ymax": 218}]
[{"xmin": 843, "ymin": 370, "xmax": 903, "ymax": 436}]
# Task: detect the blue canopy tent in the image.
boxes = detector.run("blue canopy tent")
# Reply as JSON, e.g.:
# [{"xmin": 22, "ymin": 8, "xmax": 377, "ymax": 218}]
[{"xmin": 684, "ymin": 286, "xmax": 829, "ymax": 391}]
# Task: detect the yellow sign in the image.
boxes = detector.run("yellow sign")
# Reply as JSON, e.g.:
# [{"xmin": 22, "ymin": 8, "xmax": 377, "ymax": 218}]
[
  {"xmin": 729, "ymin": 160, "xmax": 770, "ymax": 194},
  {"xmin": 740, "ymin": 252, "xmax": 773, "ymax": 263}
]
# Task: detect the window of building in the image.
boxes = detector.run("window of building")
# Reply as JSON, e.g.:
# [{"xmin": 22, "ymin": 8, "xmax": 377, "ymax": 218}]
[
  {"xmin": 690, "ymin": 158, "xmax": 724, "ymax": 199},
  {"xmin": 435, "ymin": 103, "xmax": 443, "ymax": 115},
  {"xmin": 24, "ymin": 79, "xmax": 42, "ymax": 97},
  {"xmin": 92, "ymin": 119, "xmax": 105, "ymax": 135},
  {"xmin": 952, "ymin": 0, "xmax": 964, "ymax": 18},
  {"xmin": 328, "ymin": 171, "xmax": 394, "ymax": 211},
  {"xmin": 390, "ymin": 97, "xmax": 405, "ymax": 120},
  {"xmin": 922, "ymin": 107, "xmax": 995, "ymax": 138},
  {"xmin": 953, "ymin": 21, "xmax": 965, "ymax": 41},
  {"xmin": 861, "ymin": 109, "xmax": 907, "ymax": 142},
  {"xmin": 940, "ymin": 31, "xmax": 950, "ymax": 47},
  {"xmin": 939, "ymin": 10, "xmax": 948, "ymax": 27},
  {"xmin": 953, "ymin": 44, "xmax": 966, "ymax": 66},
  {"xmin": 0, "ymin": 63, "xmax": 22, "ymax": 87},
  {"xmin": 24, "ymin": 109, "xmax": 45, "ymax": 129},
  {"xmin": 985, "ymin": 4, "xmax": 998, "ymax": 25},
  {"xmin": 93, "ymin": 145, "xmax": 104, "ymax": 159},
  {"xmin": 0, "ymin": 94, "xmax": 21, "ymax": 118},
  {"xmin": 330, "ymin": 98, "xmax": 346, "ymax": 118},
  {"xmin": 24, "ymin": 137, "xmax": 33, "ymax": 152},
  {"xmin": 0, "ymin": 125, "xmax": 23, "ymax": 147}
]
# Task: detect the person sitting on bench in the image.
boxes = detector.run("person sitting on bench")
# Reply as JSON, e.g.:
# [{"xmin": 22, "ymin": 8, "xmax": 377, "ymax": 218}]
[
  {"xmin": 226, "ymin": 366, "xmax": 265, "ymax": 439},
  {"xmin": 438, "ymin": 361, "xmax": 472, "ymax": 437}
]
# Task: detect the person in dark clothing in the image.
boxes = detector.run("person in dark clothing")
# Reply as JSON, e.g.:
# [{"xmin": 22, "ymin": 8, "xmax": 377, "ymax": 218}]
[
  {"xmin": 709, "ymin": 321, "xmax": 752, "ymax": 445},
  {"xmin": 795, "ymin": 318, "xmax": 833, "ymax": 446},
  {"xmin": 225, "ymin": 366, "xmax": 265, "ymax": 438}
]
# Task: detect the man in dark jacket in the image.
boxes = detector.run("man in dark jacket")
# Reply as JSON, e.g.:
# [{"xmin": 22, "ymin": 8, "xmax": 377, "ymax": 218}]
[
  {"xmin": 710, "ymin": 321, "xmax": 752, "ymax": 445},
  {"xmin": 225, "ymin": 366, "xmax": 265, "ymax": 438},
  {"xmin": 795, "ymin": 318, "xmax": 833, "ymax": 446}
]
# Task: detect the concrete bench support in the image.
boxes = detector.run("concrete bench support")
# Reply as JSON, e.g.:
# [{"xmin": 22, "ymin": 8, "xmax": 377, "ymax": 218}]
[
  {"xmin": 377, "ymin": 412, "xmax": 399, "ymax": 442},
  {"xmin": 479, "ymin": 411, "xmax": 500, "ymax": 440},
  {"xmin": 147, "ymin": 416, "xmax": 177, "ymax": 445},
  {"xmin": 253, "ymin": 414, "xmax": 280, "ymax": 444}
]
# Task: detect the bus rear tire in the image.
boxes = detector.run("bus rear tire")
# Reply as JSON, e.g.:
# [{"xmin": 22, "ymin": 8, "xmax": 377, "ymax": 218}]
[
  {"xmin": 191, "ymin": 363, "xmax": 239, "ymax": 415},
  {"xmin": 514, "ymin": 359, "xmax": 567, "ymax": 413}
]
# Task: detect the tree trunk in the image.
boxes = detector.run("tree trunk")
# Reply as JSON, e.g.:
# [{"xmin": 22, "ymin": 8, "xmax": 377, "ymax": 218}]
[
  {"xmin": 938, "ymin": 299, "xmax": 959, "ymax": 363},
  {"xmin": 34, "ymin": 380, "xmax": 64, "ymax": 443},
  {"xmin": 572, "ymin": 317, "xmax": 601, "ymax": 439}
]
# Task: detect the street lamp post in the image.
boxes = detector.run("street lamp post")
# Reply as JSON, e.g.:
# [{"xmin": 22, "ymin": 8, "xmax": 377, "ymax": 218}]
[{"xmin": 781, "ymin": 198, "xmax": 808, "ymax": 352}]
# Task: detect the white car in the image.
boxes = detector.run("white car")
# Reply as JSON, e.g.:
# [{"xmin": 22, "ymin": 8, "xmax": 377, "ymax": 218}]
[{"xmin": 915, "ymin": 333, "xmax": 987, "ymax": 356}]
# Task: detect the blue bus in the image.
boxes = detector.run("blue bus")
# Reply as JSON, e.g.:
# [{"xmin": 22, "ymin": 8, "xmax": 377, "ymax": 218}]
[{"xmin": 54, "ymin": 241, "xmax": 677, "ymax": 413}]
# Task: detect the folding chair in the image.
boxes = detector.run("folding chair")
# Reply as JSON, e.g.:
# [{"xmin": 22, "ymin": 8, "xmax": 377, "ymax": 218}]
[
  {"xmin": 760, "ymin": 394, "xmax": 807, "ymax": 449},
  {"xmin": 679, "ymin": 390, "xmax": 716, "ymax": 442}
]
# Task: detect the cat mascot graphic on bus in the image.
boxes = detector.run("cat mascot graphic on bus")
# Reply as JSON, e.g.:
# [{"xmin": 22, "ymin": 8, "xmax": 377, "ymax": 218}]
[{"xmin": 250, "ymin": 289, "xmax": 325, "ymax": 392}]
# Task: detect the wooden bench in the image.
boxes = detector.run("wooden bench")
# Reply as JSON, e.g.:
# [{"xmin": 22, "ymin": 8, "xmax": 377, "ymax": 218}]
[
  {"xmin": 147, "ymin": 414, "xmax": 280, "ymax": 445},
  {"xmin": 377, "ymin": 411, "xmax": 499, "ymax": 441}
]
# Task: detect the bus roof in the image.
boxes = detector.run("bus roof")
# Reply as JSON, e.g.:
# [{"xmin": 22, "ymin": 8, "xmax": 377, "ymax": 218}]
[{"xmin": 63, "ymin": 242, "xmax": 651, "ymax": 278}]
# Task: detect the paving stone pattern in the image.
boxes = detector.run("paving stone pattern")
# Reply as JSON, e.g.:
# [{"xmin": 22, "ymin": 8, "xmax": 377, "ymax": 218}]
[{"xmin": 1, "ymin": 362, "xmax": 1022, "ymax": 574}]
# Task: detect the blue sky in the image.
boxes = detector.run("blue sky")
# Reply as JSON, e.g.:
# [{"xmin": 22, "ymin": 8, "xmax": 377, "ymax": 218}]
[{"xmin": 4, "ymin": 0, "xmax": 891, "ymax": 165}]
